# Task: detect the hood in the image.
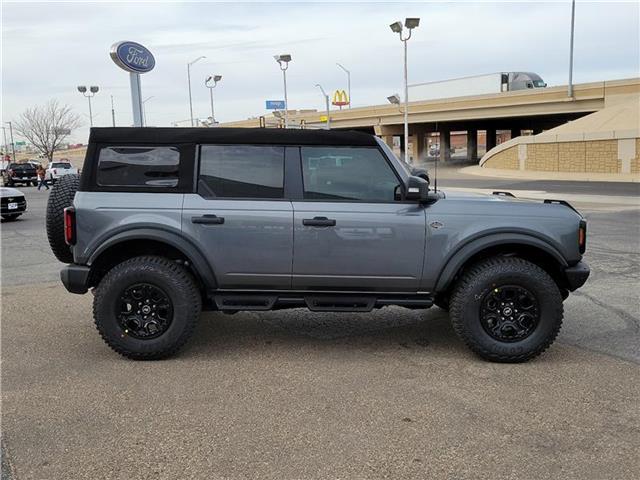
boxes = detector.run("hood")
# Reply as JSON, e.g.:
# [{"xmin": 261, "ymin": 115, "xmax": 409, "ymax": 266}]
[
  {"xmin": 0, "ymin": 187, "xmax": 25, "ymax": 197},
  {"xmin": 440, "ymin": 189, "xmax": 534, "ymax": 203}
]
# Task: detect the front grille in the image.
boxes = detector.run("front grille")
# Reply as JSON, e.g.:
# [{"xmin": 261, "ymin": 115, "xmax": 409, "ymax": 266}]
[{"xmin": 1, "ymin": 196, "xmax": 26, "ymax": 209}]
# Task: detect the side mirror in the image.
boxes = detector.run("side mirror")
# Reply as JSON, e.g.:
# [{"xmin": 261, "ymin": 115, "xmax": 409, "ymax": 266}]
[{"xmin": 405, "ymin": 175, "xmax": 429, "ymax": 202}]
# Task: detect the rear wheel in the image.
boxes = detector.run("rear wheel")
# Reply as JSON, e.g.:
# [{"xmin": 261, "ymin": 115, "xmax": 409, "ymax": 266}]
[
  {"xmin": 46, "ymin": 173, "xmax": 79, "ymax": 263},
  {"xmin": 449, "ymin": 257, "xmax": 563, "ymax": 363},
  {"xmin": 93, "ymin": 256, "xmax": 201, "ymax": 360}
]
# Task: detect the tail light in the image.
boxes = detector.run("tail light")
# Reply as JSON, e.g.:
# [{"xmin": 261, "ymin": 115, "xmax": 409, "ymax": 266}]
[
  {"xmin": 64, "ymin": 207, "xmax": 76, "ymax": 245},
  {"xmin": 578, "ymin": 219, "xmax": 587, "ymax": 254}
]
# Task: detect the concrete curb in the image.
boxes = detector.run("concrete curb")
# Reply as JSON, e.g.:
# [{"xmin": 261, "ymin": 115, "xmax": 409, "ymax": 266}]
[{"xmin": 460, "ymin": 165, "xmax": 640, "ymax": 183}]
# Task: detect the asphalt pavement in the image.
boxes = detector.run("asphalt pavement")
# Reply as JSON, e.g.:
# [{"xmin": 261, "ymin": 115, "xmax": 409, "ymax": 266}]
[{"xmin": 2, "ymin": 172, "xmax": 639, "ymax": 479}]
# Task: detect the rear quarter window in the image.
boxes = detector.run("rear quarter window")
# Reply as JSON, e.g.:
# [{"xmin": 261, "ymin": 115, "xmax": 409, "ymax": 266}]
[{"xmin": 97, "ymin": 146, "xmax": 180, "ymax": 187}]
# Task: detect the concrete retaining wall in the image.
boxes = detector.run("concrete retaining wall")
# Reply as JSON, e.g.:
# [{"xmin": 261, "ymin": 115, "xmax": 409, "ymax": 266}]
[{"xmin": 480, "ymin": 133, "xmax": 639, "ymax": 175}]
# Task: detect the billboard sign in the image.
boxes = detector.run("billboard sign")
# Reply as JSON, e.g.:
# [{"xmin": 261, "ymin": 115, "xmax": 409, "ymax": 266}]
[
  {"xmin": 110, "ymin": 41, "xmax": 155, "ymax": 74},
  {"xmin": 266, "ymin": 100, "xmax": 286, "ymax": 110}
]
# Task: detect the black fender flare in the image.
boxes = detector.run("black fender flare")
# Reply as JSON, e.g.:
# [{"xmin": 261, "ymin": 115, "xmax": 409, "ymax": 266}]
[
  {"xmin": 434, "ymin": 232, "xmax": 568, "ymax": 293},
  {"xmin": 87, "ymin": 227, "xmax": 217, "ymax": 289}
]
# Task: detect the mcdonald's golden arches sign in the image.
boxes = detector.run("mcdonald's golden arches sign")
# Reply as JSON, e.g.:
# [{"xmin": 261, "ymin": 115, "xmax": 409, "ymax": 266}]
[{"xmin": 332, "ymin": 90, "xmax": 349, "ymax": 107}]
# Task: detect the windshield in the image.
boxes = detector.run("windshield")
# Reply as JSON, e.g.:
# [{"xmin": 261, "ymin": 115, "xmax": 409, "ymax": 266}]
[
  {"xmin": 10, "ymin": 163, "xmax": 33, "ymax": 170},
  {"xmin": 52, "ymin": 163, "xmax": 71, "ymax": 168}
]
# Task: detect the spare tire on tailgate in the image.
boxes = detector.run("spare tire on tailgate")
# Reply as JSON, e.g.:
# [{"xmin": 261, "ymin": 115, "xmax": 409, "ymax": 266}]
[{"xmin": 46, "ymin": 174, "xmax": 79, "ymax": 263}]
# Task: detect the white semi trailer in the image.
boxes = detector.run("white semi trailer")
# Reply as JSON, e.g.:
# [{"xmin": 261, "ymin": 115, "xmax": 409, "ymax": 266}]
[{"xmin": 408, "ymin": 72, "xmax": 547, "ymax": 101}]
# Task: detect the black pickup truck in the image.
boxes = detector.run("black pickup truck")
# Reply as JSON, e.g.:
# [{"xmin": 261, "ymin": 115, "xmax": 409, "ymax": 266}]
[{"xmin": 2, "ymin": 163, "xmax": 38, "ymax": 187}]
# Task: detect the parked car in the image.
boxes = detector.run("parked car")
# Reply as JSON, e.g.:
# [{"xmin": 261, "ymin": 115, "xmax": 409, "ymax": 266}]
[
  {"xmin": 2, "ymin": 163, "xmax": 37, "ymax": 186},
  {"xmin": 46, "ymin": 127, "xmax": 589, "ymax": 362},
  {"xmin": 46, "ymin": 160, "xmax": 78, "ymax": 183},
  {"xmin": 1, "ymin": 186, "xmax": 27, "ymax": 220}
]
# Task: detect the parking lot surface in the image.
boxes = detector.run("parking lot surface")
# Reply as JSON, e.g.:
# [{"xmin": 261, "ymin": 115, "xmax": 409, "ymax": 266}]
[{"xmin": 2, "ymin": 175, "xmax": 639, "ymax": 479}]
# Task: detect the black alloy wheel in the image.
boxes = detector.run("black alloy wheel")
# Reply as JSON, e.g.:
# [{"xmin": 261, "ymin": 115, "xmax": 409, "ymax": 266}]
[
  {"xmin": 118, "ymin": 283, "xmax": 173, "ymax": 339},
  {"xmin": 479, "ymin": 285, "xmax": 539, "ymax": 342}
]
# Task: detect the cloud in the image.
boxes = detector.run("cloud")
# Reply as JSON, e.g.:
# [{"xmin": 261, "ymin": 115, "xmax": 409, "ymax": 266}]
[{"xmin": 2, "ymin": 1, "xmax": 638, "ymax": 142}]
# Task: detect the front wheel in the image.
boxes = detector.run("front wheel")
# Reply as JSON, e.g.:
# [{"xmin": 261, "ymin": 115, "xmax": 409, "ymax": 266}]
[
  {"xmin": 449, "ymin": 257, "xmax": 563, "ymax": 363},
  {"xmin": 93, "ymin": 256, "xmax": 202, "ymax": 360}
]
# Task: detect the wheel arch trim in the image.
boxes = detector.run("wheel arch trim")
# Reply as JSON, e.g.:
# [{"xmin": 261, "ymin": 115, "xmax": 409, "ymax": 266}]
[
  {"xmin": 434, "ymin": 232, "xmax": 568, "ymax": 292},
  {"xmin": 87, "ymin": 228, "xmax": 217, "ymax": 289}
]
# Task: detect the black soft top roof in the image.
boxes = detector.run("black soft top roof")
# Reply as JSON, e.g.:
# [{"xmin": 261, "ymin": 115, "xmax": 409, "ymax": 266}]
[{"xmin": 88, "ymin": 127, "xmax": 378, "ymax": 147}]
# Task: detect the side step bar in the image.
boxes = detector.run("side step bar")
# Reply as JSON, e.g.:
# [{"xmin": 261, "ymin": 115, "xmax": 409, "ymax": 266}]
[{"xmin": 211, "ymin": 293, "xmax": 433, "ymax": 312}]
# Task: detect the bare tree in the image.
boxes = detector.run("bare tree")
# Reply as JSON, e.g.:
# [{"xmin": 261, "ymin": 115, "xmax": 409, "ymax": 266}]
[{"xmin": 13, "ymin": 100, "xmax": 81, "ymax": 162}]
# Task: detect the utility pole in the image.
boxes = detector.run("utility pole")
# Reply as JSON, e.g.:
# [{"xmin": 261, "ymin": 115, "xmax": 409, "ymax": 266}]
[
  {"xmin": 111, "ymin": 95, "xmax": 116, "ymax": 127},
  {"xmin": 568, "ymin": 0, "xmax": 576, "ymax": 98},
  {"xmin": 5, "ymin": 121, "xmax": 16, "ymax": 162}
]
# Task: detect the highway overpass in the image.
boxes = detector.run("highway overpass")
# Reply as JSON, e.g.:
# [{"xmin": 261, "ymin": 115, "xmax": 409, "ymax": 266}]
[{"xmin": 223, "ymin": 77, "xmax": 640, "ymax": 163}]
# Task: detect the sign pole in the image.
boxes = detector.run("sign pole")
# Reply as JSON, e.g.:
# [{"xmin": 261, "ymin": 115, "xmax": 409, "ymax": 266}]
[
  {"xmin": 111, "ymin": 41, "xmax": 155, "ymax": 128},
  {"xmin": 130, "ymin": 73, "xmax": 143, "ymax": 127}
]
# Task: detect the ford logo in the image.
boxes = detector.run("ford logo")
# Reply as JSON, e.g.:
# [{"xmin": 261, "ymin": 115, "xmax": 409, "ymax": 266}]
[{"xmin": 110, "ymin": 41, "xmax": 155, "ymax": 74}]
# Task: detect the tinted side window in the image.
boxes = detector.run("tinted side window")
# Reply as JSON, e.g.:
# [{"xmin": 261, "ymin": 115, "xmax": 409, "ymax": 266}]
[
  {"xmin": 301, "ymin": 147, "xmax": 400, "ymax": 202},
  {"xmin": 97, "ymin": 146, "xmax": 180, "ymax": 187},
  {"xmin": 198, "ymin": 145, "xmax": 284, "ymax": 198}
]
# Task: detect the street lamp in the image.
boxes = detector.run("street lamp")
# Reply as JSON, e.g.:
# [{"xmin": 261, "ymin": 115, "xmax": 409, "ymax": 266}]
[
  {"xmin": 387, "ymin": 94, "xmax": 401, "ymax": 105},
  {"xmin": 336, "ymin": 63, "xmax": 351, "ymax": 108},
  {"xmin": 77, "ymin": 85, "xmax": 99, "ymax": 127},
  {"xmin": 315, "ymin": 84, "xmax": 330, "ymax": 130},
  {"xmin": 274, "ymin": 54, "xmax": 292, "ymax": 128},
  {"xmin": 389, "ymin": 17, "xmax": 420, "ymax": 162},
  {"xmin": 205, "ymin": 74, "xmax": 222, "ymax": 125},
  {"xmin": 142, "ymin": 95, "xmax": 155, "ymax": 126},
  {"xmin": 187, "ymin": 55, "xmax": 206, "ymax": 127}
]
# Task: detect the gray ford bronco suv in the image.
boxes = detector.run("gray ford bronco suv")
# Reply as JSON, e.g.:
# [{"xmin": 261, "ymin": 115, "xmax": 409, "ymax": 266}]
[{"xmin": 46, "ymin": 127, "xmax": 589, "ymax": 362}]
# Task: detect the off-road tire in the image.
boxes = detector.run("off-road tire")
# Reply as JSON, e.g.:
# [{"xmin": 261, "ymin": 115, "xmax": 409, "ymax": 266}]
[
  {"xmin": 46, "ymin": 173, "xmax": 79, "ymax": 263},
  {"xmin": 93, "ymin": 256, "xmax": 202, "ymax": 360},
  {"xmin": 449, "ymin": 257, "xmax": 563, "ymax": 363}
]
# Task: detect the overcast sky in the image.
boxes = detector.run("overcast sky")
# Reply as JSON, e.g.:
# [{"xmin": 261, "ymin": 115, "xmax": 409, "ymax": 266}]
[{"xmin": 2, "ymin": 1, "xmax": 639, "ymax": 142}]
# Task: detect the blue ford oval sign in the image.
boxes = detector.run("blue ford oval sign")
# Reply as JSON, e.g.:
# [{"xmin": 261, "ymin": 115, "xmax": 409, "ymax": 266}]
[{"xmin": 110, "ymin": 41, "xmax": 155, "ymax": 74}]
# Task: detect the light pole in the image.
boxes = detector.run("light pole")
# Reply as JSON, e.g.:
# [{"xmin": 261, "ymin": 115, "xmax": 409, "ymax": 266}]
[
  {"xmin": 205, "ymin": 74, "xmax": 222, "ymax": 125},
  {"xmin": 5, "ymin": 122, "xmax": 16, "ymax": 162},
  {"xmin": 77, "ymin": 86, "xmax": 99, "ymax": 127},
  {"xmin": 336, "ymin": 63, "xmax": 351, "ymax": 108},
  {"xmin": 274, "ymin": 54, "xmax": 292, "ymax": 128},
  {"xmin": 110, "ymin": 95, "xmax": 116, "ymax": 127},
  {"xmin": 390, "ymin": 18, "xmax": 420, "ymax": 163},
  {"xmin": 187, "ymin": 56, "xmax": 206, "ymax": 127},
  {"xmin": 568, "ymin": 0, "xmax": 576, "ymax": 98},
  {"xmin": 2, "ymin": 126, "xmax": 8, "ymax": 157},
  {"xmin": 315, "ymin": 84, "xmax": 331, "ymax": 130},
  {"xmin": 142, "ymin": 96, "xmax": 155, "ymax": 126}
]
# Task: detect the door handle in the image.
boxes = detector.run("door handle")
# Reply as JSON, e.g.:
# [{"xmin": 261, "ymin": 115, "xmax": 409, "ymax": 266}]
[
  {"xmin": 192, "ymin": 214, "xmax": 225, "ymax": 225},
  {"xmin": 303, "ymin": 216, "xmax": 336, "ymax": 227}
]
